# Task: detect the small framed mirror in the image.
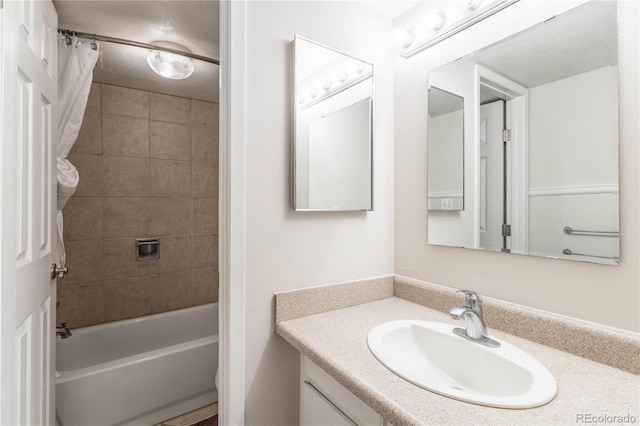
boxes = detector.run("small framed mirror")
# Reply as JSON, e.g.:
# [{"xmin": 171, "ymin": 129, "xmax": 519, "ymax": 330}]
[
  {"xmin": 291, "ymin": 35, "xmax": 374, "ymax": 211},
  {"xmin": 427, "ymin": 86, "xmax": 464, "ymax": 211}
]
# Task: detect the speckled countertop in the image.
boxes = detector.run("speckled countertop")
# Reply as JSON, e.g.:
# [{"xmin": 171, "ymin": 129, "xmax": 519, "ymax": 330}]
[{"xmin": 277, "ymin": 297, "xmax": 640, "ymax": 426}]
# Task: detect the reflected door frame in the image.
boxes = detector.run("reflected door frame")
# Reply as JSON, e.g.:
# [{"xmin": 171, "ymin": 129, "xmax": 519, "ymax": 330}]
[{"xmin": 478, "ymin": 66, "xmax": 529, "ymax": 254}]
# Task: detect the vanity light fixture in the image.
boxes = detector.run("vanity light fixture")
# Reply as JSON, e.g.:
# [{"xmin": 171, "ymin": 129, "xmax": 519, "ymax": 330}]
[
  {"xmin": 147, "ymin": 41, "xmax": 195, "ymax": 80},
  {"xmin": 296, "ymin": 60, "xmax": 372, "ymax": 110},
  {"xmin": 396, "ymin": 0, "xmax": 519, "ymax": 58}
]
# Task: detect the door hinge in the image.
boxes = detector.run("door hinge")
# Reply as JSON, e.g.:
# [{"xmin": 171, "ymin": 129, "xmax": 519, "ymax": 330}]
[
  {"xmin": 502, "ymin": 224, "xmax": 512, "ymax": 237},
  {"xmin": 502, "ymin": 129, "xmax": 511, "ymax": 143}
]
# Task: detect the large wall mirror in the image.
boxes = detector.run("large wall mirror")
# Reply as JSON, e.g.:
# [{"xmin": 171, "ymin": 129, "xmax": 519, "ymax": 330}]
[
  {"xmin": 427, "ymin": 1, "xmax": 620, "ymax": 265},
  {"xmin": 291, "ymin": 35, "xmax": 374, "ymax": 211}
]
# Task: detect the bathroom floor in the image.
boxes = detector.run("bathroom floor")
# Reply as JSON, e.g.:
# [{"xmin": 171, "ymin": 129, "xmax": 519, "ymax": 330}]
[
  {"xmin": 189, "ymin": 415, "xmax": 218, "ymax": 426},
  {"xmin": 157, "ymin": 403, "xmax": 218, "ymax": 426}
]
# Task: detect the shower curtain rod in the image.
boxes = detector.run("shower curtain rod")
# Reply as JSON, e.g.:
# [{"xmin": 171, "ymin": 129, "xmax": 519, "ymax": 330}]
[{"xmin": 58, "ymin": 29, "xmax": 220, "ymax": 65}]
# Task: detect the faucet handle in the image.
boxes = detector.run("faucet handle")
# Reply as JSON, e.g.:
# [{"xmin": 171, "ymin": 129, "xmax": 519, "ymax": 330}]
[{"xmin": 456, "ymin": 289, "xmax": 482, "ymax": 309}]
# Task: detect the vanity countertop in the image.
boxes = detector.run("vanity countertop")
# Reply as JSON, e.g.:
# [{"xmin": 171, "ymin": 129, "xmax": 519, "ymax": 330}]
[{"xmin": 277, "ymin": 296, "xmax": 640, "ymax": 425}]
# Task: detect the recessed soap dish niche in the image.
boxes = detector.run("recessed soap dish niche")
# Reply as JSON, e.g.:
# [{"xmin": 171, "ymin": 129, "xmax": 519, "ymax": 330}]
[{"xmin": 136, "ymin": 238, "xmax": 160, "ymax": 260}]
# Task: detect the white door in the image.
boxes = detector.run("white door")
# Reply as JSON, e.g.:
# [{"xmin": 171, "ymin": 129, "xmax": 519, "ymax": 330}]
[
  {"xmin": 1, "ymin": 0, "xmax": 58, "ymax": 424},
  {"xmin": 479, "ymin": 100, "xmax": 505, "ymax": 251}
]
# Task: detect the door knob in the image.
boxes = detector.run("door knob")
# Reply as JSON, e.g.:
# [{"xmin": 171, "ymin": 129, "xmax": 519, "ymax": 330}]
[{"xmin": 50, "ymin": 263, "xmax": 68, "ymax": 279}]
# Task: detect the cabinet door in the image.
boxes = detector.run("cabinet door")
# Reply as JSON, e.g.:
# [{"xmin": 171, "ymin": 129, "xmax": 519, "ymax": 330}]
[
  {"xmin": 300, "ymin": 355, "xmax": 383, "ymax": 426},
  {"xmin": 301, "ymin": 379, "xmax": 357, "ymax": 426}
]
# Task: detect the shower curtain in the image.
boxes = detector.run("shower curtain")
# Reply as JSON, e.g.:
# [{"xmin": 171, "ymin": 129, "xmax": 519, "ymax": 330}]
[{"xmin": 56, "ymin": 36, "xmax": 99, "ymax": 266}]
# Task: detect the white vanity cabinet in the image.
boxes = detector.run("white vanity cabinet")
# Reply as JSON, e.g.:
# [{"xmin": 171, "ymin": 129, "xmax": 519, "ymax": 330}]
[{"xmin": 300, "ymin": 355, "xmax": 391, "ymax": 426}]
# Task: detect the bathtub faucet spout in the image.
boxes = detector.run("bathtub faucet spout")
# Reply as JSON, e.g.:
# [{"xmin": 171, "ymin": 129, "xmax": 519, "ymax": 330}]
[{"xmin": 57, "ymin": 322, "xmax": 72, "ymax": 339}]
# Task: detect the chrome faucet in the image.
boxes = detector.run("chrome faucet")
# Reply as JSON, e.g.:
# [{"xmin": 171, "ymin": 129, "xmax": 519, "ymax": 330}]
[
  {"xmin": 450, "ymin": 290, "xmax": 500, "ymax": 348},
  {"xmin": 56, "ymin": 322, "xmax": 72, "ymax": 339}
]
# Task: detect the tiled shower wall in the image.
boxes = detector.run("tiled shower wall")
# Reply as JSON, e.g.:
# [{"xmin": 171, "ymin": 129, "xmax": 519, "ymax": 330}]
[{"xmin": 58, "ymin": 82, "xmax": 218, "ymax": 328}]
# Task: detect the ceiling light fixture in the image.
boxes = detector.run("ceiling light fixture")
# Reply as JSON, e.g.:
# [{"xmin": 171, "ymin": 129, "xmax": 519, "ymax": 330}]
[
  {"xmin": 395, "ymin": 0, "xmax": 519, "ymax": 59},
  {"xmin": 146, "ymin": 41, "xmax": 195, "ymax": 80}
]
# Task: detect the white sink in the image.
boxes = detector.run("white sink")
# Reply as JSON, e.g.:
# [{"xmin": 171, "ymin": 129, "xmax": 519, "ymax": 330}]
[{"xmin": 367, "ymin": 320, "xmax": 557, "ymax": 408}]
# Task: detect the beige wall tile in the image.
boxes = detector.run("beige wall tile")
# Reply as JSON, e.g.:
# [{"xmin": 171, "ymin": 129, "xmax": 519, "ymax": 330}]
[
  {"xmin": 71, "ymin": 111, "xmax": 101, "ymax": 155},
  {"xmin": 150, "ymin": 159, "xmax": 191, "ymax": 197},
  {"xmin": 150, "ymin": 271, "xmax": 191, "ymax": 313},
  {"xmin": 191, "ymin": 100, "xmax": 218, "ymax": 128},
  {"xmin": 62, "ymin": 83, "xmax": 220, "ymax": 327},
  {"xmin": 103, "ymin": 237, "xmax": 150, "ymax": 280},
  {"xmin": 63, "ymin": 239, "xmax": 102, "ymax": 285},
  {"xmin": 150, "ymin": 92, "xmax": 190, "ymax": 124},
  {"xmin": 189, "ymin": 268, "xmax": 218, "ymax": 305},
  {"xmin": 62, "ymin": 197, "xmax": 103, "ymax": 241},
  {"xmin": 103, "ymin": 197, "xmax": 150, "ymax": 238},
  {"xmin": 103, "ymin": 276, "xmax": 152, "ymax": 322},
  {"xmin": 68, "ymin": 153, "xmax": 102, "ymax": 196},
  {"xmin": 150, "ymin": 121, "xmax": 190, "ymax": 161},
  {"xmin": 193, "ymin": 197, "xmax": 218, "ymax": 234},
  {"xmin": 192, "ymin": 162, "xmax": 217, "ymax": 197},
  {"xmin": 102, "ymin": 84, "xmax": 149, "ymax": 118},
  {"xmin": 102, "ymin": 114, "xmax": 150, "ymax": 158},
  {"xmin": 57, "ymin": 282, "xmax": 104, "ymax": 328},
  {"xmin": 191, "ymin": 125, "xmax": 218, "ymax": 164},
  {"xmin": 102, "ymin": 156, "xmax": 149, "ymax": 196},
  {"xmin": 86, "ymin": 82, "xmax": 101, "ymax": 113},
  {"xmin": 192, "ymin": 234, "xmax": 217, "ymax": 270},
  {"xmin": 149, "ymin": 198, "xmax": 193, "ymax": 235},
  {"xmin": 150, "ymin": 235, "xmax": 192, "ymax": 274}
]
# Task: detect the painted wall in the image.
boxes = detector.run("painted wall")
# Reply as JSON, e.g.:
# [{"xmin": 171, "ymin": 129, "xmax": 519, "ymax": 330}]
[
  {"xmin": 244, "ymin": 2, "xmax": 394, "ymax": 425},
  {"xmin": 528, "ymin": 66, "xmax": 619, "ymax": 260},
  {"xmin": 296, "ymin": 80, "xmax": 373, "ymax": 210},
  {"xmin": 394, "ymin": 1, "xmax": 639, "ymax": 332}
]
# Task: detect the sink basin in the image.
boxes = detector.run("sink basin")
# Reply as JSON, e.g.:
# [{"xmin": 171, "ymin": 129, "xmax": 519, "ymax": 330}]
[{"xmin": 367, "ymin": 320, "xmax": 557, "ymax": 408}]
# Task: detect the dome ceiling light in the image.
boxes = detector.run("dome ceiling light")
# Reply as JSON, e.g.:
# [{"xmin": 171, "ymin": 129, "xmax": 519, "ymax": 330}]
[{"xmin": 146, "ymin": 41, "xmax": 195, "ymax": 80}]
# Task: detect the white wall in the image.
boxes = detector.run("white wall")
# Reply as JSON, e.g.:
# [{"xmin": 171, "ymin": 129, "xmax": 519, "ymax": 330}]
[
  {"xmin": 308, "ymin": 98, "xmax": 371, "ymax": 210},
  {"xmin": 427, "ymin": 110, "xmax": 464, "ymax": 196},
  {"xmin": 529, "ymin": 66, "xmax": 618, "ymax": 190},
  {"xmin": 528, "ymin": 66, "xmax": 619, "ymax": 260},
  {"xmin": 394, "ymin": 0, "xmax": 639, "ymax": 332},
  {"xmin": 244, "ymin": 2, "xmax": 394, "ymax": 424}
]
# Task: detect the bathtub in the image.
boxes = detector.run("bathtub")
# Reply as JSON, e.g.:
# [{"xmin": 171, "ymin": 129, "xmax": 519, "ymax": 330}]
[{"xmin": 55, "ymin": 303, "xmax": 218, "ymax": 426}]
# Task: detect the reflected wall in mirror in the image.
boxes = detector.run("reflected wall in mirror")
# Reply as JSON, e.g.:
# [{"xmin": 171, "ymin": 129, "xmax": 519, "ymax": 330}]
[
  {"xmin": 428, "ymin": 87, "xmax": 464, "ymax": 211},
  {"xmin": 427, "ymin": 1, "xmax": 620, "ymax": 265},
  {"xmin": 292, "ymin": 35, "xmax": 374, "ymax": 211}
]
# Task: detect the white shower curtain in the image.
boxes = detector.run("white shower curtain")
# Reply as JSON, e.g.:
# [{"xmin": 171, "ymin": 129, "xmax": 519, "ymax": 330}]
[{"xmin": 56, "ymin": 36, "xmax": 100, "ymax": 266}]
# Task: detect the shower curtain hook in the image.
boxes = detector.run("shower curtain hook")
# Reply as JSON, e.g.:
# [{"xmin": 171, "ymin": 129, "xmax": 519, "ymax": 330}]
[
  {"xmin": 63, "ymin": 30, "xmax": 72, "ymax": 46},
  {"xmin": 91, "ymin": 34, "xmax": 98, "ymax": 51}
]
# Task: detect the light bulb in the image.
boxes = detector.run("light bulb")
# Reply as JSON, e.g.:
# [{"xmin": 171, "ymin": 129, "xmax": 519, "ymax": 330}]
[
  {"xmin": 421, "ymin": 11, "xmax": 446, "ymax": 33},
  {"xmin": 392, "ymin": 28, "xmax": 415, "ymax": 50},
  {"xmin": 460, "ymin": 0, "xmax": 484, "ymax": 11},
  {"xmin": 331, "ymin": 71, "xmax": 347, "ymax": 85}
]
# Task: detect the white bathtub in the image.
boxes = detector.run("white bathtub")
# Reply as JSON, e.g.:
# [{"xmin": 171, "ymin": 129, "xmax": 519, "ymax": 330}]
[{"xmin": 55, "ymin": 303, "xmax": 218, "ymax": 426}]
